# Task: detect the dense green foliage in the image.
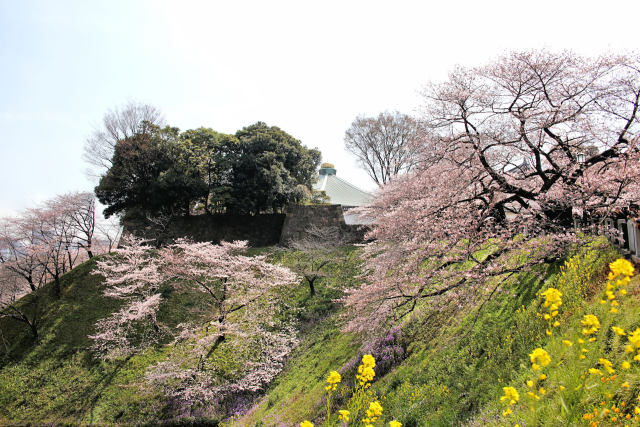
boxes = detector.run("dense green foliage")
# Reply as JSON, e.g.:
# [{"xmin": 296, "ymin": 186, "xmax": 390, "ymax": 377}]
[
  {"xmin": 229, "ymin": 122, "xmax": 322, "ymax": 215},
  {"xmin": 95, "ymin": 124, "xmax": 207, "ymax": 218},
  {"xmin": 95, "ymin": 121, "xmax": 321, "ymax": 218}
]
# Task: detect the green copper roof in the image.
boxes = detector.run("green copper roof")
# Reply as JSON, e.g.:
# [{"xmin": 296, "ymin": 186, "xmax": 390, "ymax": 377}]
[{"xmin": 313, "ymin": 166, "xmax": 373, "ymax": 207}]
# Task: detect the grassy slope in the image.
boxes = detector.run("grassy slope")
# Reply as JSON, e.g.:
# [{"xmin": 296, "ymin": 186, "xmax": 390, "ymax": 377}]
[
  {"xmin": 0, "ymin": 246, "xmax": 364, "ymax": 425},
  {"xmin": 0, "ymin": 239, "xmax": 631, "ymax": 426},
  {"xmin": 231, "ymin": 238, "xmax": 623, "ymax": 427},
  {"xmin": 0, "ymin": 256, "xmax": 218, "ymax": 425}
]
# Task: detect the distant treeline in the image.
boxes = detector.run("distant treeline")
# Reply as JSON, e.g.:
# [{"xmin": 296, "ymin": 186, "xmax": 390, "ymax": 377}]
[{"xmin": 95, "ymin": 121, "xmax": 322, "ymax": 218}]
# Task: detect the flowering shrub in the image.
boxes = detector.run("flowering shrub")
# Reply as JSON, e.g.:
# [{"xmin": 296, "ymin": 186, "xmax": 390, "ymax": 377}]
[{"xmin": 341, "ymin": 326, "xmax": 405, "ymax": 382}]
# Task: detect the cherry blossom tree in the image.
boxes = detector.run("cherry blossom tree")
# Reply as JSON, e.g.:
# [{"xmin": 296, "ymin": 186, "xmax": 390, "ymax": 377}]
[
  {"xmin": 0, "ymin": 192, "xmax": 106, "ymax": 341},
  {"xmin": 0, "ymin": 216, "xmax": 52, "ymax": 341},
  {"xmin": 287, "ymin": 224, "xmax": 352, "ymax": 296},
  {"xmin": 89, "ymin": 237, "xmax": 164, "ymax": 357},
  {"xmin": 49, "ymin": 192, "xmax": 96, "ymax": 259},
  {"xmin": 345, "ymin": 51, "xmax": 640, "ymax": 333},
  {"xmin": 91, "ymin": 238, "xmax": 300, "ymax": 413}
]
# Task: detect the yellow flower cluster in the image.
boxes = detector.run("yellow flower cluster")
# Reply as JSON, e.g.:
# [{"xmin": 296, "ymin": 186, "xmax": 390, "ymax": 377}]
[
  {"xmin": 581, "ymin": 314, "xmax": 601, "ymax": 336},
  {"xmin": 362, "ymin": 400, "xmax": 383, "ymax": 423},
  {"xmin": 602, "ymin": 258, "xmax": 634, "ymax": 313},
  {"xmin": 305, "ymin": 355, "xmax": 405, "ymax": 427},
  {"xmin": 500, "ymin": 386, "xmax": 520, "ymax": 405},
  {"xmin": 522, "ymin": 348, "xmax": 551, "ymax": 402},
  {"xmin": 610, "ymin": 258, "xmax": 635, "ymax": 277},
  {"xmin": 540, "ymin": 287, "xmax": 563, "ymax": 335},
  {"xmin": 626, "ymin": 328, "xmax": 640, "ymax": 362},
  {"xmin": 356, "ymin": 354, "xmax": 376, "ymax": 387},
  {"xmin": 499, "ymin": 257, "xmax": 638, "ymax": 424},
  {"xmin": 325, "ymin": 370, "xmax": 342, "ymax": 391},
  {"xmin": 529, "ymin": 348, "xmax": 551, "ymax": 371},
  {"xmin": 541, "ymin": 287, "xmax": 563, "ymax": 308},
  {"xmin": 598, "ymin": 358, "xmax": 615, "ymax": 374},
  {"xmin": 500, "ymin": 386, "xmax": 520, "ymax": 416}
]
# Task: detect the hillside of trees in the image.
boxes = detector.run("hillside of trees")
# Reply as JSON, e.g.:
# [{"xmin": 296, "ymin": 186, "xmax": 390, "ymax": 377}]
[{"xmin": 1, "ymin": 50, "xmax": 640, "ymax": 426}]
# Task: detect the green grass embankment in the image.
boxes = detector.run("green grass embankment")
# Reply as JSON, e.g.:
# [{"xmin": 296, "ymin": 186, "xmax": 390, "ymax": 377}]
[
  {"xmin": 1, "ymin": 238, "xmax": 633, "ymax": 427},
  {"xmin": 231, "ymin": 238, "xmax": 625, "ymax": 426}
]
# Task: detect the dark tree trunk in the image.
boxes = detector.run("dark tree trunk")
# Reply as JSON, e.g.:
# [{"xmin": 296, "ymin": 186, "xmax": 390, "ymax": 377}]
[
  {"xmin": 52, "ymin": 274, "xmax": 61, "ymax": 298},
  {"xmin": 305, "ymin": 275, "xmax": 317, "ymax": 296},
  {"xmin": 29, "ymin": 322, "xmax": 38, "ymax": 342},
  {"xmin": 205, "ymin": 334, "xmax": 226, "ymax": 359}
]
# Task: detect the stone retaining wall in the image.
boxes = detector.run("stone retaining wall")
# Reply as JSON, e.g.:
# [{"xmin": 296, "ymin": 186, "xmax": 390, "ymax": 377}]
[
  {"xmin": 122, "ymin": 213, "xmax": 286, "ymax": 247},
  {"xmin": 279, "ymin": 204, "xmax": 367, "ymax": 245},
  {"xmin": 123, "ymin": 205, "xmax": 368, "ymax": 248}
]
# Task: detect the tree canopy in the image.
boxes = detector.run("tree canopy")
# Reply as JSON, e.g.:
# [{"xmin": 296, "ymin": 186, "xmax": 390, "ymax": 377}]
[
  {"xmin": 345, "ymin": 51, "xmax": 640, "ymax": 333},
  {"xmin": 95, "ymin": 121, "xmax": 320, "ymax": 218},
  {"xmin": 83, "ymin": 101, "xmax": 165, "ymax": 179},
  {"xmin": 344, "ymin": 111, "xmax": 423, "ymax": 187},
  {"xmin": 95, "ymin": 123, "xmax": 207, "ymax": 218},
  {"xmin": 228, "ymin": 122, "xmax": 321, "ymax": 214}
]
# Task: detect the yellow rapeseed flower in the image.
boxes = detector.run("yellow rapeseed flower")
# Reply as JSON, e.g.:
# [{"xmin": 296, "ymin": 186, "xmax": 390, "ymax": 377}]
[
  {"xmin": 300, "ymin": 421, "xmax": 314, "ymax": 427},
  {"xmin": 356, "ymin": 355, "xmax": 376, "ymax": 386},
  {"xmin": 501, "ymin": 386, "xmax": 520, "ymax": 405},
  {"xmin": 325, "ymin": 370, "xmax": 341, "ymax": 391},
  {"xmin": 362, "ymin": 354, "xmax": 376, "ymax": 368},
  {"xmin": 581, "ymin": 314, "xmax": 601, "ymax": 335},
  {"xmin": 622, "ymin": 361, "xmax": 631, "ymax": 370},
  {"xmin": 629, "ymin": 329, "xmax": 640, "ymax": 350},
  {"xmin": 612, "ymin": 326, "xmax": 626, "ymax": 336},
  {"xmin": 389, "ymin": 421, "xmax": 402, "ymax": 427},
  {"xmin": 599, "ymin": 358, "xmax": 615, "ymax": 374},
  {"xmin": 362, "ymin": 401, "xmax": 383, "ymax": 423},
  {"xmin": 562, "ymin": 340, "xmax": 573, "ymax": 347},
  {"xmin": 529, "ymin": 348, "xmax": 551, "ymax": 370},
  {"xmin": 338, "ymin": 409, "xmax": 350, "ymax": 421},
  {"xmin": 541, "ymin": 288, "xmax": 563, "ymax": 307},
  {"xmin": 610, "ymin": 259, "xmax": 634, "ymax": 277}
]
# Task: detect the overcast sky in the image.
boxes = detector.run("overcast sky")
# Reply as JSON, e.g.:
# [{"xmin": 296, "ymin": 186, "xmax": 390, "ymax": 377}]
[{"xmin": 1, "ymin": 0, "xmax": 639, "ymax": 217}]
